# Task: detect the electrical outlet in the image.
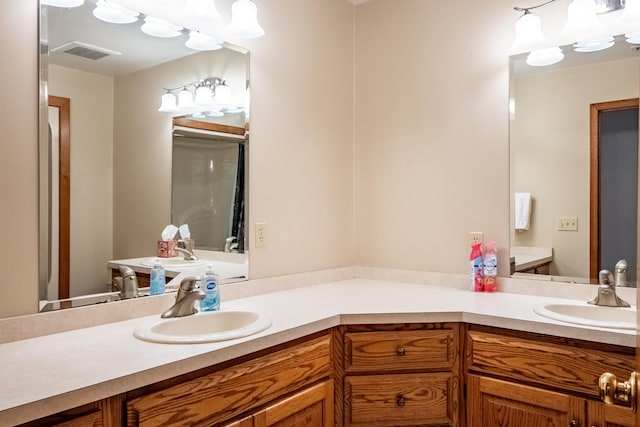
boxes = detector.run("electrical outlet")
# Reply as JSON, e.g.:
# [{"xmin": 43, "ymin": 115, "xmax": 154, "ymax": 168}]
[
  {"xmin": 557, "ymin": 216, "xmax": 578, "ymax": 231},
  {"xmin": 255, "ymin": 222, "xmax": 267, "ymax": 248},
  {"xmin": 468, "ymin": 232, "xmax": 484, "ymax": 247}
]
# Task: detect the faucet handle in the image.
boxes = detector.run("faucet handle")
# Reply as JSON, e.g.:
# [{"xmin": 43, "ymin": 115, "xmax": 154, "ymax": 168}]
[
  {"xmin": 599, "ymin": 270, "xmax": 614, "ymax": 286},
  {"xmin": 179, "ymin": 276, "xmax": 199, "ymax": 293}
]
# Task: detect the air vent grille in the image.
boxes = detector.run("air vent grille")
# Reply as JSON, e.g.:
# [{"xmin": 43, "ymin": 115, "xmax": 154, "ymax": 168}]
[{"xmin": 50, "ymin": 41, "xmax": 121, "ymax": 61}]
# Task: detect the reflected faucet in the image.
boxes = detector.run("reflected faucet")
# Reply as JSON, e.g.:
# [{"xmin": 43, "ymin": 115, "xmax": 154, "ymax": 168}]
[
  {"xmin": 161, "ymin": 276, "xmax": 205, "ymax": 318},
  {"xmin": 614, "ymin": 259, "xmax": 630, "ymax": 288},
  {"xmin": 112, "ymin": 266, "xmax": 138, "ymax": 299},
  {"xmin": 225, "ymin": 236, "xmax": 239, "ymax": 253},
  {"xmin": 588, "ymin": 268, "xmax": 631, "ymax": 308},
  {"xmin": 176, "ymin": 239, "xmax": 198, "ymax": 261}
]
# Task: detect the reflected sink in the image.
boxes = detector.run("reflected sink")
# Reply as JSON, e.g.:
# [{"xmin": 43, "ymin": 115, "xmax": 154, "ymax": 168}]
[
  {"xmin": 533, "ymin": 303, "xmax": 636, "ymax": 330},
  {"xmin": 140, "ymin": 257, "xmax": 206, "ymax": 269},
  {"xmin": 133, "ymin": 310, "xmax": 272, "ymax": 344}
]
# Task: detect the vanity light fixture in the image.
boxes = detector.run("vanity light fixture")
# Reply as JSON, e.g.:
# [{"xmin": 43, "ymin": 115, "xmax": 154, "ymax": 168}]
[
  {"xmin": 158, "ymin": 77, "xmax": 231, "ymax": 113},
  {"xmin": 43, "ymin": 0, "xmax": 265, "ymax": 41},
  {"xmin": 512, "ymin": 0, "xmax": 640, "ymax": 67},
  {"xmin": 226, "ymin": 0, "xmax": 265, "ymax": 39},
  {"xmin": 41, "ymin": 0, "xmax": 84, "ymax": 7},
  {"xmin": 93, "ymin": 0, "xmax": 139, "ymax": 24}
]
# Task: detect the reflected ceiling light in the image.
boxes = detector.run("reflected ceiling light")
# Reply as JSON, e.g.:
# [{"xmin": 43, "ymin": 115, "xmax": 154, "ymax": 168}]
[
  {"xmin": 177, "ymin": 88, "xmax": 195, "ymax": 110},
  {"xmin": 185, "ymin": 31, "xmax": 223, "ymax": 50},
  {"xmin": 226, "ymin": 0, "xmax": 265, "ymax": 39},
  {"xmin": 626, "ymin": 31, "xmax": 640, "ymax": 43},
  {"xmin": 141, "ymin": 16, "xmax": 183, "ymax": 38},
  {"xmin": 41, "ymin": 0, "xmax": 84, "ymax": 7},
  {"xmin": 158, "ymin": 77, "xmax": 232, "ymax": 114},
  {"xmin": 214, "ymin": 81, "xmax": 231, "ymax": 104},
  {"xmin": 158, "ymin": 92, "xmax": 178, "ymax": 112},
  {"xmin": 574, "ymin": 36, "xmax": 615, "ymax": 51},
  {"xmin": 93, "ymin": 0, "xmax": 139, "ymax": 24},
  {"xmin": 194, "ymin": 85, "xmax": 214, "ymax": 106},
  {"xmin": 526, "ymin": 46, "xmax": 565, "ymax": 66}
]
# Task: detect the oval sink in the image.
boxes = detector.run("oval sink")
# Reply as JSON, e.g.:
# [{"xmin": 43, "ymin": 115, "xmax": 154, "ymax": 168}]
[
  {"xmin": 533, "ymin": 303, "xmax": 636, "ymax": 330},
  {"xmin": 134, "ymin": 310, "xmax": 272, "ymax": 344},
  {"xmin": 140, "ymin": 258, "xmax": 206, "ymax": 268}
]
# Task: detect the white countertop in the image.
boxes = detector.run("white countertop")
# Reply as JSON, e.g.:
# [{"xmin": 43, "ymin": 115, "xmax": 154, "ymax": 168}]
[{"xmin": 0, "ymin": 278, "xmax": 635, "ymax": 426}]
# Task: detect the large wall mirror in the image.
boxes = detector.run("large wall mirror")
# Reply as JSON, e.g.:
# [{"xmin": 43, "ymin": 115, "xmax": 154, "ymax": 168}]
[
  {"xmin": 39, "ymin": 0, "xmax": 250, "ymax": 311},
  {"xmin": 510, "ymin": 34, "xmax": 639, "ymax": 286}
]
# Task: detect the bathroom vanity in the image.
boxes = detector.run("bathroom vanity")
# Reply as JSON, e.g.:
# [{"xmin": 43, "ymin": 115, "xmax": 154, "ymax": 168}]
[{"xmin": 3, "ymin": 279, "xmax": 636, "ymax": 427}]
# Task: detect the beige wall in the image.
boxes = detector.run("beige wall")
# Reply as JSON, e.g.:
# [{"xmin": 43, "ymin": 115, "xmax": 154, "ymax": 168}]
[
  {"xmin": 512, "ymin": 58, "xmax": 640, "ymax": 277},
  {"xmin": 48, "ymin": 66, "xmax": 115, "ymax": 296},
  {"xmin": 354, "ymin": 0, "xmax": 513, "ymax": 274},
  {"xmin": 0, "ymin": 1, "xmax": 39, "ymax": 317}
]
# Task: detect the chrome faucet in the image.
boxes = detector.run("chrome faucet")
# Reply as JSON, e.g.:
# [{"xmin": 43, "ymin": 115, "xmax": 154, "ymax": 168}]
[
  {"xmin": 161, "ymin": 276, "xmax": 205, "ymax": 318},
  {"xmin": 176, "ymin": 239, "xmax": 198, "ymax": 261},
  {"xmin": 224, "ymin": 236, "xmax": 239, "ymax": 253},
  {"xmin": 112, "ymin": 266, "xmax": 138, "ymax": 299},
  {"xmin": 588, "ymin": 269, "xmax": 631, "ymax": 307},
  {"xmin": 614, "ymin": 259, "xmax": 630, "ymax": 288}
]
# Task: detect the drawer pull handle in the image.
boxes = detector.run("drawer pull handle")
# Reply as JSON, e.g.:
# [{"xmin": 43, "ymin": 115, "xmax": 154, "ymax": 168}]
[
  {"xmin": 396, "ymin": 395, "xmax": 406, "ymax": 406},
  {"xmin": 569, "ymin": 420, "xmax": 581, "ymax": 427},
  {"xmin": 396, "ymin": 347, "xmax": 406, "ymax": 356}
]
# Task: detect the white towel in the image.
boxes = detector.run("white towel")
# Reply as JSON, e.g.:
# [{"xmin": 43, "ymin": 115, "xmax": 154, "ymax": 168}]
[{"xmin": 514, "ymin": 193, "xmax": 531, "ymax": 231}]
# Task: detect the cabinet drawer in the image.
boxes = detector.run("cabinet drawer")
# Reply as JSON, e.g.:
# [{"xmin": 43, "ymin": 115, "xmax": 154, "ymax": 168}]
[
  {"xmin": 345, "ymin": 329, "xmax": 455, "ymax": 373},
  {"xmin": 345, "ymin": 373, "xmax": 453, "ymax": 426},
  {"xmin": 466, "ymin": 330, "xmax": 634, "ymax": 398},
  {"xmin": 126, "ymin": 334, "xmax": 331, "ymax": 427}
]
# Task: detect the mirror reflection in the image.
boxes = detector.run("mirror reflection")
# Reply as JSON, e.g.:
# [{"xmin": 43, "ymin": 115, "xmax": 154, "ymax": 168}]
[
  {"xmin": 40, "ymin": 1, "xmax": 250, "ymax": 311},
  {"xmin": 510, "ymin": 34, "xmax": 639, "ymax": 286}
]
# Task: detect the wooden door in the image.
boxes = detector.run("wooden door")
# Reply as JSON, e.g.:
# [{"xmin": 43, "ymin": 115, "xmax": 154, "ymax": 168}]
[
  {"xmin": 254, "ymin": 381, "xmax": 334, "ymax": 427},
  {"xmin": 467, "ymin": 374, "xmax": 585, "ymax": 427}
]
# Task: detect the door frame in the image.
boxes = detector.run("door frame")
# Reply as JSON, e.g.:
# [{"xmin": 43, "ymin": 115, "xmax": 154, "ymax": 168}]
[
  {"xmin": 48, "ymin": 96, "xmax": 70, "ymax": 300},
  {"xmin": 589, "ymin": 98, "xmax": 639, "ymax": 280}
]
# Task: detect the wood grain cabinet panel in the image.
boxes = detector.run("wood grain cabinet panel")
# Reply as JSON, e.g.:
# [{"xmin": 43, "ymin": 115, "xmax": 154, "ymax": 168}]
[
  {"xmin": 337, "ymin": 323, "xmax": 461, "ymax": 427},
  {"xmin": 345, "ymin": 329, "xmax": 455, "ymax": 373},
  {"xmin": 466, "ymin": 329, "xmax": 634, "ymax": 398},
  {"xmin": 345, "ymin": 373, "xmax": 453, "ymax": 426},
  {"xmin": 255, "ymin": 380, "xmax": 333, "ymax": 427},
  {"xmin": 467, "ymin": 374, "xmax": 585, "ymax": 427},
  {"xmin": 126, "ymin": 334, "xmax": 331, "ymax": 427}
]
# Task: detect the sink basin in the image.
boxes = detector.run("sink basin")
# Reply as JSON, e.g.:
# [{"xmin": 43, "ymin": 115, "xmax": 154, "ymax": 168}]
[
  {"xmin": 533, "ymin": 303, "xmax": 636, "ymax": 330},
  {"xmin": 140, "ymin": 257, "xmax": 206, "ymax": 268},
  {"xmin": 133, "ymin": 310, "xmax": 272, "ymax": 344}
]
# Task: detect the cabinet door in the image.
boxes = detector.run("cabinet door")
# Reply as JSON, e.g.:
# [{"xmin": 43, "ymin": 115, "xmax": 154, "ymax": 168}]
[
  {"xmin": 467, "ymin": 374, "xmax": 585, "ymax": 427},
  {"xmin": 254, "ymin": 380, "xmax": 334, "ymax": 427},
  {"xmin": 587, "ymin": 400, "xmax": 635, "ymax": 427}
]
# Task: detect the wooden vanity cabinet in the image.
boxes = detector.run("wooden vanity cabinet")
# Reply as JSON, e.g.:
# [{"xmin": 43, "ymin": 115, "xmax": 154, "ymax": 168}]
[
  {"xmin": 464, "ymin": 325, "xmax": 635, "ymax": 427},
  {"xmin": 15, "ymin": 396, "xmax": 124, "ymax": 427},
  {"xmin": 125, "ymin": 333, "xmax": 333, "ymax": 427},
  {"xmin": 334, "ymin": 323, "xmax": 462, "ymax": 427}
]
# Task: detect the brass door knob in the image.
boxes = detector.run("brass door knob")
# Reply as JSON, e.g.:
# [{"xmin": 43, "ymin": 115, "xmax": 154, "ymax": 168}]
[{"xmin": 599, "ymin": 371, "xmax": 637, "ymax": 411}]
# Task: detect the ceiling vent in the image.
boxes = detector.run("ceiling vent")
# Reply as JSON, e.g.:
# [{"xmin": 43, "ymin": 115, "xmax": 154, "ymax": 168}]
[{"xmin": 50, "ymin": 41, "xmax": 122, "ymax": 61}]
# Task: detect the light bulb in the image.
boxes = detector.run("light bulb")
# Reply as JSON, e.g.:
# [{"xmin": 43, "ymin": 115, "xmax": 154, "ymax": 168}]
[
  {"xmin": 226, "ymin": 0, "xmax": 265, "ymax": 39},
  {"xmin": 526, "ymin": 47, "xmax": 564, "ymax": 67},
  {"xmin": 511, "ymin": 12, "xmax": 550, "ymax": 54},
  {"xmin": 177, "ymin": 89, "xmax": 194, "ymax": 110},
  {"xmin": 194, "ymin": 86, "xmax": 214, "ymax": 106},
  {"xmin": 158, "ymin": 93, "xmax": 178, "ymax": 112},
  {"xmin": 93, "ymin": 0, "xmax": 139, "ymax": 24},
  {"xmin": 185, "ymin": 31, "xmax": 223, "ymax": 51},
  {"xmin": 141, "ymin": 16, "xmax": 183, "ymax": 38},
  {"xmin": 41, "ymin": 0, "xmax": 84, "ymax": 7}
]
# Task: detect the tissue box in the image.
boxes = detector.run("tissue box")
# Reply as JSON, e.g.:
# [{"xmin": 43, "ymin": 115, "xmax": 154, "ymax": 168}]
[{"xmin": 157, "ymin": 240, "xmax": 178, "ymax": 258}]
